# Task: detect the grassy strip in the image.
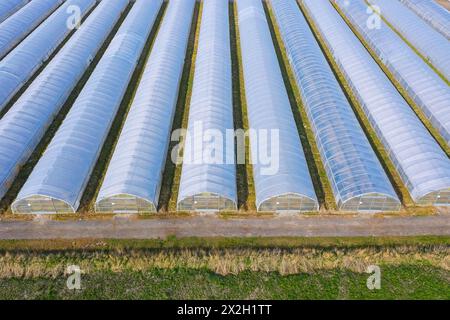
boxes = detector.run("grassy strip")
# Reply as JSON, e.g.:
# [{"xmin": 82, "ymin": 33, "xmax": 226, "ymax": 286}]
[
  {"xmin": 0, "ymin": 236, "xmax": 448, "ymax": 251},
  {"xmin": 363, "ymin": 0, "xmax": 450, "ymax": 85},
  {"xmin": 0, "ymin": 2, "xmax": 99, "ymax": 119},
  {"xmin": 157, "ymin": 2, "xmax": 202, "ymax": 212},
  {"xmin": 297, "ymin": 0, "xmax": 419, "ymax": 209},
  {"xmin": 230, "ymin": 1, "xmax": 257, "ymax": 211},
  {"xmin": 0, "ymin": 265, "xmax": 448, "ymax": 299},
  {"xmin": 0, "ymin": 243, "xmax": 448, "ymax": 276},
  {"xmin": 264, "ymin": 2, "xmax": 336, "ymax": 210},
  {"xmin": 332, "ymin": 1, "xmax": 450, "ymax": 156},
  {"xmin": 77, "ymin": 3, "xmax": 168, "ymax": 213},
  {"xmin": 0, "ymin": 4, "xmax": 134, "ymax": 215}
]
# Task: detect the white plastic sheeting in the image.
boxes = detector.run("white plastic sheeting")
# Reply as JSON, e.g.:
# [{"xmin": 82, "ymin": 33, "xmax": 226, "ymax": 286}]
[
  {"xmin": 95, "ymin": 0, "xmax": 196, "ymax": 213},
  {"xmin": 0, "ymin": 0, "xmax": 128, "ymax": 202},
  {"xmin": 0, "ymin": 0, "xmax": 96, "ymax": 112},
  {"xmin": 237, "ymin": 0, "xmax": 318, "ymax": 212},
  {"xmin": 302, "ymin": 0, "xmax": 450, "ymax": 206},
  {"xmin": 270, "ymin": 0, "xmax": 399, "ymax": 212},
  {"xmin": 0, "ymin": 0, "xmax": 28, "ymax": 24},
  {"xmin": 368, "ymin": 0, "xmax": 450, "ymax": 81},
  {"xmin": 12, "ymin": 0, "xmax": 161, "ymax": 214},
  {"xmin": 399, "ymin": 0, "xmax": 450, "ymax": 40},
  {"xmin": 0, "ymin": 0, "xmax": 63, "ymax": 59},
  {"xmin": 335, "ymin": 0, "xmax": 450, "ymax": 146},
  {"xmin": 177, "ymin": 0, "xmax": 237, "ymax": 212}
]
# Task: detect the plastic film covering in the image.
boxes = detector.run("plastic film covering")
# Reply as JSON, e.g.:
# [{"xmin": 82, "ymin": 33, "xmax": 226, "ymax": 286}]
[
  {"xmin": 0, "ymin": 0, "xmax": 63, "ymax": 59},
  {"xmin": 177, "ymin": 0, "xmax": 237, "ymax": 212},
  {"xmin": 302, "ymin": 0, "xmax": 450, "ymax": 206},
  {"xmin": 399, "ymin": 0, "xmax": 450, "ymax": 40},
  {"xmin": 0, "ymin": 0, "xmax": 28, "ymax": 24},
  {"xmin": 335, "ymin": 0, "xmax": 450, "ymax": 146},
  {"xmin": 368, "ymin": 0, "xmax": 450, "ymax": 81},
  {"xmin": 0, "ymin": 0, "xmax": 96, "ymax": 112},
  {"xmin": 270, "ymin": 0, "xmax": 399, "ymax": 212},
  {"xmin": 0, "ymin": 0, "xmax": 128, "ymax": 203},
  {"xmin": 12, "ymin": 0, "xmax": 161, "ymax": 214},
  {"xmin": 95, "ymin": 0, "xmax": 196, "ymax": 213},
  {"xmin": 237, "ymin": 0, "xmax": 318, "ymax": 212}
]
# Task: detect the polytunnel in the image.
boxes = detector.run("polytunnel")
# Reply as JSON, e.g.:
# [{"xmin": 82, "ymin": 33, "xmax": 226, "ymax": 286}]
[
  {"xmin": 0, "ymin": 0, "xmax": 128, "ymax": 203},
  {"xmin": 270, "ymin": 0, "xmax": 400, "ymax": 212},
  {"xmin": 335, "ymin": 0, "xmax": 450, "ymax": 146},
  {"xmin": 12, "ymin": 0, "xmax": 161, "ymax": 214},
  {"xmin": 0, "ymin": 0, "xmax": 62, "ymax": 59},
  {"xmin": 367, "ymin": 0, "xmax": 450, "ymax": 82},
  {"xmin": 399, "ymin": 0, "xmax": 450, "ymax": 40},
  {"xmin": 0, "ymin": 0, "xmax": 96, "ymax": 112},
  {"xmin": 302, "ymin": 0, "xmax": 450, "ymax": 206},
  {"xmin": 0, "ymin": 0, "xmax": 28, "ymax": 24},
  {"xmin": 95, "ymin": 0, "xmax": 196, "ymax": 213},
  {"xmin": 237, "ymin": 0, "xmax": 318, "ymax": 212},
  {"xmin": 177, "ymin": 0, "xmax": 237, "ymax": 212}
]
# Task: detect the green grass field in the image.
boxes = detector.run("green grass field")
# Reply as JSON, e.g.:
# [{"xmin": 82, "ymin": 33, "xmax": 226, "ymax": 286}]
[
  {"xmin": 1, "ymin": 265, "xmax": 448, "ymax": 300},
  {"xmin": 0, "ymin": 237, "xmax": 448, "ymax": 299}
]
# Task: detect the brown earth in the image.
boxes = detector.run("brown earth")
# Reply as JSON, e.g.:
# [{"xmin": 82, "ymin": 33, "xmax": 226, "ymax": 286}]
[{"xmin": 435, "ymin": 0, "xmax": 450, "ymax": 11}]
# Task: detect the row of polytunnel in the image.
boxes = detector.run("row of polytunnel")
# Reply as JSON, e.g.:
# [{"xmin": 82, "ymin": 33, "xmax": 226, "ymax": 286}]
[
  {"xmin": 0, "ymin": 0, "xmax": 62, "ymax": 59},
  {"xmin": 0, "ymin": 1, "xmax": 28, "ymax": 24},
  {"xmin": 95, "ymin": 0, "xmax": 196, "ymax": 213},
  {"xmin": 0, "ymin": 0, "xmax": 448, "ymax": 214},
  {"xmin": 12, "ymin": 0, "xmax": 160, "ymax": 214},
  {"xmin": 334, "ymin": 0, "xmax": 450, "ymax": 148},
  {"xmin": 399, "ymin": 0, "xmax": 450, "ymax": 40},
  {"xmin": 271, "ymin": 0, "xmax": 400, "ymax": 212},
  {"xmin": 303, "ymin": 0, "xmax": 450, "ymax": 205},
  {"xmin": 0, "ymin": 0, "xmax": 95, "ymax": 112},
  {"xmin": 368, "ymin": 0, "xmax": 450, "ymax": 81}
]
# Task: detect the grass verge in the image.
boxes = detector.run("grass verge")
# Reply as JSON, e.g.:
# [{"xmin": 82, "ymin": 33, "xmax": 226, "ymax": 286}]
[
  {"xmin": 230, "ymin": 1, "xmax": 257, "ymax": 211},
  {"xmin": 0, "ymin": 237, "xmax": 448, "ymax": 299},
  {"xmin": 0, "ymin": 265, "xmax": 449, "ymax": 299},
  {"xmin": 0, "ymin": 236, "xmax": 449, "ymax": 250}
]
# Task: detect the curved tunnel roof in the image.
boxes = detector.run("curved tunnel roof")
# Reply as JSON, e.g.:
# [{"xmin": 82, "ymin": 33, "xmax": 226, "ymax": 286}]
[
  {"xmin": 270, "ymin": 0, "xmax": 400, "ymax": 212},
  {"xmin": 176, "ymin": 0, "xmax": 237, "ymax": 212},
  {"xmin": 95, "ymin": 0, "xmax": 196, "ymax": 213},
  {"xmin": 12, "ymin": 0, "xmax": 160, "ymax": 214},
  {"xmin": 237, "ymin": 0, "xmax": 318, "ymax": 212},
  {"xmin": 303, "ymin": 0, "xmax": 450, "ymax": 206}
]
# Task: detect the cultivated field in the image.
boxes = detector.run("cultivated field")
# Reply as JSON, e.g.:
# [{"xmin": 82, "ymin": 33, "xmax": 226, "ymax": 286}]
[
  {"xmin": 0, "ymin": 0, "xmax": 449, "ymax": 217},
  {"xmin": 0, "ymin": 0, "xmax": 449, "ymax": 301}
]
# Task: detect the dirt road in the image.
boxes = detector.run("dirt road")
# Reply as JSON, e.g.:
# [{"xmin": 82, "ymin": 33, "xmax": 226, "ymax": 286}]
[{"xmin": 0, "ymin": 212, "xmax": 449, "ymax": 239}]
